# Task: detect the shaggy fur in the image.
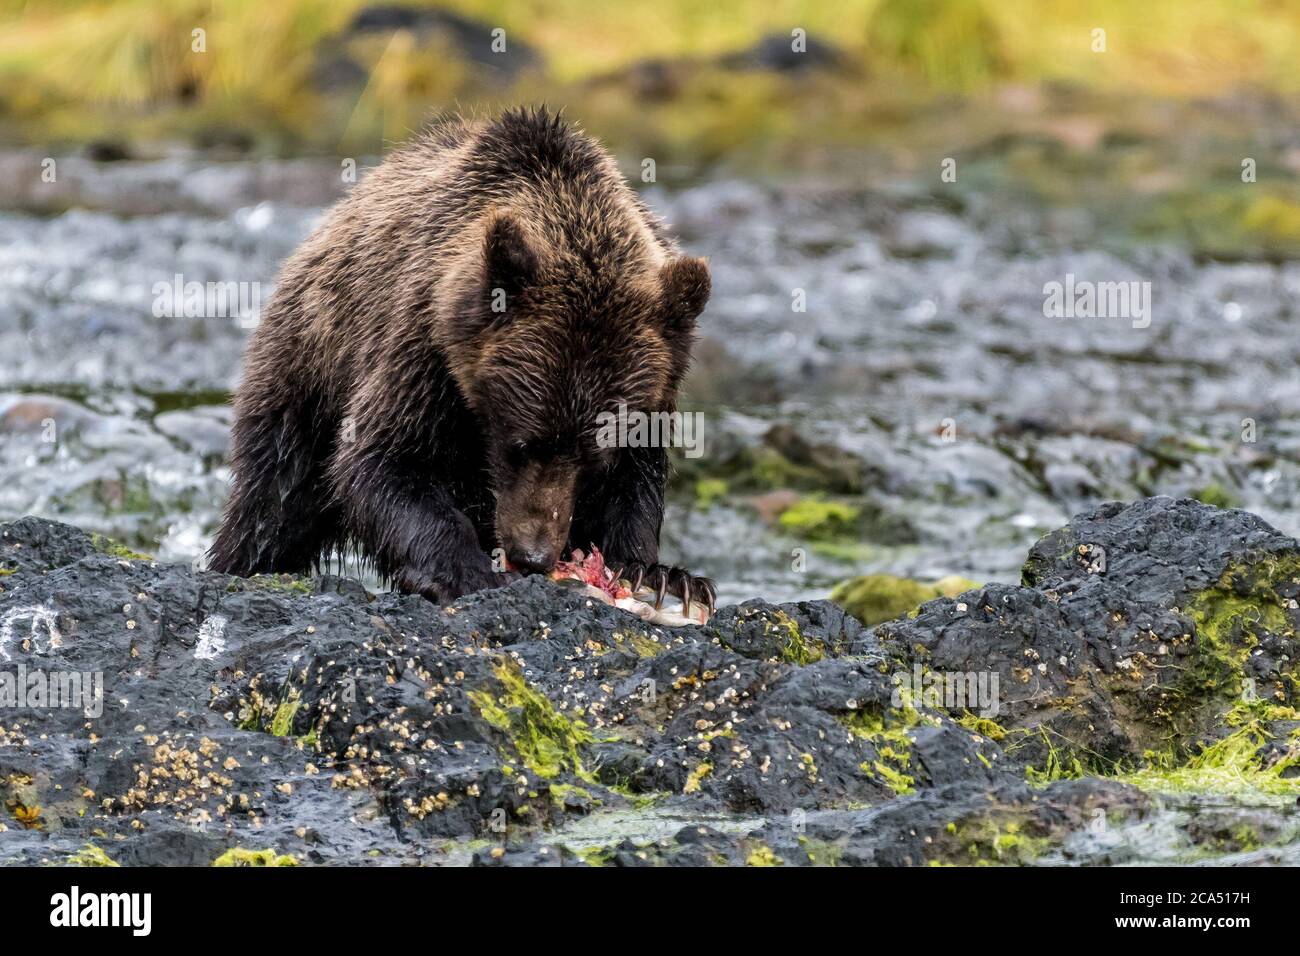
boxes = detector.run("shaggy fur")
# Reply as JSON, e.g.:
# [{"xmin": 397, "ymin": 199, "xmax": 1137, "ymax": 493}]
[{"xmin": 209, "ymin": 107, "xmax": 714, "ymax": 608}]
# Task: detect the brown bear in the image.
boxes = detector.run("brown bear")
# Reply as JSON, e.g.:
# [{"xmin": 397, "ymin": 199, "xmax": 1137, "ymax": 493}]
[{"xmin": 208, "ymin": 107, "xmax": 715, "ymax": 612}]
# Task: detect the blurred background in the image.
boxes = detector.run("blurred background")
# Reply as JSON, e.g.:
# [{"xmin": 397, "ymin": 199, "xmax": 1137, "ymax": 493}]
[{"xmin": 3, "ymin": 0, "xmax": 1300, "ymax": 614}]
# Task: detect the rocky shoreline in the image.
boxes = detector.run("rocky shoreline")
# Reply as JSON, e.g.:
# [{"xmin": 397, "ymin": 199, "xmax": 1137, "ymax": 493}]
[{"xmin": 1, "ymin": 495, "xmax": 1298, "ymax": 866}]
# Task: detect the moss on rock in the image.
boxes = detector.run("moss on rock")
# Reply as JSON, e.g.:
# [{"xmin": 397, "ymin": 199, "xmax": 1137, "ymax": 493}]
[
  {"xmin": 66, "ymin": 843, "xmax": 119, "ymax": 867},
  {"xmin": 832, "ymin": 573, "xmax": 977, "ymax": 625},
  {"xmin": 212, "ymin": 847, "xmax": 298, "ymax": 867},
  {"xmin": 89, "ymin": 533, "xmax": 152, "ymax": 561},
  {"xmin": 777, "ymin": 497, "xmax": 862, "ymax": 541},
  {"xmin": 469, "ymin": 659, "xmax": 594, "ymax": 781}
]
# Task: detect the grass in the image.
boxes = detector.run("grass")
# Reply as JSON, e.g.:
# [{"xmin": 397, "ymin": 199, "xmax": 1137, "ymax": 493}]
[{"xmin": 3, "ymin": 0, "xmax": 1300, "ymax": 154}]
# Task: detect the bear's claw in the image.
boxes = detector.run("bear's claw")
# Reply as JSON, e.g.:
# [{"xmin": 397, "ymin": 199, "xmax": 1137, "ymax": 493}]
[{"xmin": 613, "ymin": 561, "xmax": 716, "ymax": 617}]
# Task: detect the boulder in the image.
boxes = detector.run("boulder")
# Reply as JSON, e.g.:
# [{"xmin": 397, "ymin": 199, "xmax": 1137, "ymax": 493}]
[{"xmin": 2, "ymin": 497, "xmax": 1297, "ymax": 865}]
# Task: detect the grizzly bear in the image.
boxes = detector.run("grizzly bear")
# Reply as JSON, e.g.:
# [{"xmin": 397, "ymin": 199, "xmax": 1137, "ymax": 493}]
[{"xmin": 208, "ymin": 107, "xmax": 714, "ymax": 611}]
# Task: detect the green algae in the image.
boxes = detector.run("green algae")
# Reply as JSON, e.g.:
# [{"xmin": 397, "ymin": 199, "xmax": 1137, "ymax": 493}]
[
  {"xmin": 1180, "ymin": 555, "xmax": 1300, "ymax": 705},
  {"xmin": 867, "ymin": 754, "xmax": 916, "ymax": 795},
  {"xmin": 693, "ymin": 478, "xmax": 729, "ymax": 509},
  {"xmin": 832, "ymin": 573, "xmax": 977, "ymax": 626},
  {"xmin": 212, "ymin": 847, "xmax": 298, "ymax": 867},
  {"xmin": 748, "ymin": 446, "xmax": 839, "ymax": 493},
  {"xmin": 768, "ymin": 609, "xmax": 823, "ymax": 665},
  {"xmin": 231, "ymin": 573, "xmax": 314, "ymax": 596},
  {"xmin": 469, "ymin": 659, "xmax": 594, "ymax": 781},
  {"xmin": 683, "ymin": 762, "xmax": 712, "ymax": 794},
  {"xmin": 924, "ymin": 813, "xmax": 1052, "ymax": 867},
  {"xmin": 1116, "ymin": 719, "xmax": 1300, "ymax": 800},
  {"xmin": 90, "ymin": 533, "xmax": 152, "ymax": 561},
  {"xmin": 798, "ymin": 836, "xmax": 842, "ymax": 866},
  {"xmin": 549, "ymin": 783, "xmax": 596, "ymax": 808},
  {"xmin": 269, "ymin": 695, "xmax": 301, "ymax": 738},
  {"xmin": 611, "ymin": 630, "xmax": 667, "ymax": 659},
  {"xmin": 960, "ymin": 820, "xmax": 1050, "ymax": 865},
  {"xmin": 745, "ymin": 843, "xmax": 782, "ymax": 866},
  {"xmin": 575, "ymin": 845, "xmax": 614, "ymax": 867},
  {"xmin": 777, "ymin": 497, "xmax": 862, "ymax": 541},
  {"xmin": 65, "ymin": 843, "xmax": 119, "ymax": 867},
  {"xmin": 956, "ymin": 712, "xmax": 1008, "ymax": 741},
  {"xmin": 842, "ymin": 702, "xmax": 922, "ymax": 795},
  {"xmin": 1018, "ymin": 727, "xmax": 1086, "ymax": 786},
  {"xmin": 1193, "ymin": 483, "xmax": 1239, "ymax": 509}
]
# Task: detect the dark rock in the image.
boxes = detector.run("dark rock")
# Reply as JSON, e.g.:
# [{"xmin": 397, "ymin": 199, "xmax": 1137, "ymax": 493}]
[
  {"xmin": 313, "ymin": 4, "xmax": 543, "ymax": 94},
  {"xmin": 3, "ymin": 497, "xmax": 1297, "ymax": 865},
  {"xmin": 719, "ymin": 32, "xmax": 849, "ymax": 74},
  {"xmin": 83, "ymin": 141, "xmax": 132, "ymax": 163},
  {"xmin": 876, "ymin": 496, "xmax": 1300, "ymax": 772}
]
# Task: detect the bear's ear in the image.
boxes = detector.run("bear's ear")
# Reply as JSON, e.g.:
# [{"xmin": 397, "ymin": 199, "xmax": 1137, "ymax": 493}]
[
  {"xmin": 448, "ymin": 213, "xmax": 539, "ymax": 341},
  {"xmin": 659, "ymin": 256, "xmax": 710, "ymax": 332},
  {"xmin": 483, "ymin": 212, "xmax": 539, "ymax": 302}
]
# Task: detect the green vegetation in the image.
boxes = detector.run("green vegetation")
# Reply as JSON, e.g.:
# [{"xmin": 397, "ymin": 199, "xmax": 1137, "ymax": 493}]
[
  {"xmin": 842, "ymin": 701, "xmax": 924, "ymax": 795},
  {"xmin": 956, "ymin": 712, "xmax": 1007, "ymax": 741},
  {"xmin": 769, "ymin": 609, "xmax": 823, "ymax": 665},
  {"xmin": 744, "ymin": 843, "xmax": 782, "ymax": 866},
  {"xmin": 1117, "ymin": 720, "xmax": 1300, "ymax": 800},
  {"xmin": 777, "ymin": 498, "xmax": 861, "ymax": 541},
  {"xmin": 610, "ymin": 630, "xmax": 667, "ymax": 659},
  {"xmin": 683, "ymin": 761, "xmax": 712, "ymax": 794},
  {"xmin": 212, "ymin": 847, "xmax": 299, "ymax": 867},
  {"xmin": 1021, "ymin": 729, "xmax": 1086, "ymax": 786},
  {"xmin": 1180, "ymin": 556, "xmax": 1300, "ymax": 707},
  {"xmin": 946, "ymin": 818, "xmax": 1050, "ymax": 865},
  {"xmin": 832, "ymin": 573, "xmax": 976, "ymax": 626},
  {"xmin": 469, "ymin": 658, "xmax": 594, "ymax": 780},
  {"xmin": 90, "ymin": 533, "xmax": 152, "ymax": 561},
  {"xmin": 1193, "ymin": 482, "xmax": 1239, "ymax": 510},
  {"xmin": 269, "ymin": 695, "xmax": 302, "ymax": 737},
  {"xmin": 239, "ymin": 573, "xmax": 315, "ymax": 596},
  {"xmin": 6, "ymin": 0, "xmax": 1298, "ymax": 168},
  {"xmin": 66, "ymin": 843, "xmax": 119, "ymax": 867},
  {"xmin": 798, "ymin": 836, "xmax": 842, "ymax": 866},
  {"xmin": 693, "ymin": 478, "xmax": 729, "ymax": 509},
  {"xmin": 547, "ymin": 782, "xmax": 595, "ymax": 807}
]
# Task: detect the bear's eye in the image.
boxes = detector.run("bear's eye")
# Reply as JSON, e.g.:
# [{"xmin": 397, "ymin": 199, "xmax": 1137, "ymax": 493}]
[{"xmin": 506, "ymin": 441, "xmax": 531, "ymax": 467}]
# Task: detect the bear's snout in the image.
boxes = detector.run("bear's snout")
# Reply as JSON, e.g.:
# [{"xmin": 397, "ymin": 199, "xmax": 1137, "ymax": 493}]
[
  {"xmin": 495, "ymin": 464, "xmax": 577, "ymax": 575},
  {"xmin": 506, "ymin": 541, "xmax": 560, "ymax": 574}
]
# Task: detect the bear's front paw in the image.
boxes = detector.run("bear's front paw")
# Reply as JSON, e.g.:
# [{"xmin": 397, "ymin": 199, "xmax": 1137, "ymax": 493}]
[
  {"xmin": 394, "ymin": 563, "xmax": 521, "ymax": 603},
  {"xmin": 611, "ymin": 561, "xmax": 716, "ymax": 616}
]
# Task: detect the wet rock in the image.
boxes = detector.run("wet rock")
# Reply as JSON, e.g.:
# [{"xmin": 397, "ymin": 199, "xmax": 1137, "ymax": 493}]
[
  {"xmin": 2, "ymin": 499, "xmax": 1298, "ymax": 865},
  {"xmin": 674, "ymin": 422, "xmax": 872, "ymax": 495},
  {"xmin": 876, "ymin": 496, "xmax": 1300, "ymax": 773},
  {"xmin": 0, "ymin": 513, "xmax": 1005, "ymax": 865}
]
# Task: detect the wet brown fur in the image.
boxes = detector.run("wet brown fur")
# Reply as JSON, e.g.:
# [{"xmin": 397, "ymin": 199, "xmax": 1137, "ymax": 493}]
[{"xmin": 209, "ymin": 107, "xmax": 713, "ymax": 605}]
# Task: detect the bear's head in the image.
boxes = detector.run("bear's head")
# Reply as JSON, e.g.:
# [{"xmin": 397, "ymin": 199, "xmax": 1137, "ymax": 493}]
[{"xmin": 441, "ymin": 211, "xmax": 710, "ymax": 573}]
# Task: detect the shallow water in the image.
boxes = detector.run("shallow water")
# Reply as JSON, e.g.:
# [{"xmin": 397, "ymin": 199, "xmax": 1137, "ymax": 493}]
[{"xmin": 3, "ymin": 156, "xmax": 1299, "ymax": 604}]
